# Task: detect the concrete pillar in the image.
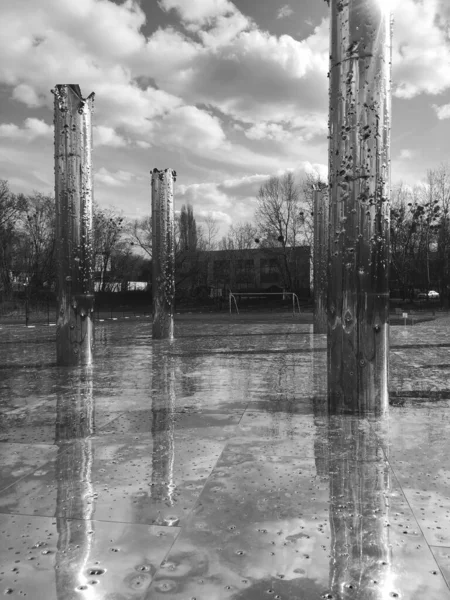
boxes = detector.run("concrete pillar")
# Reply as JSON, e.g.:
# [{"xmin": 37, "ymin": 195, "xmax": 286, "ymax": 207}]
[
  {"xmin": 54, "ymin": 367, "xmax": 95, "ymax": 594},
  {"xmin": 313, "ymin": 188, "xmax": 329, "ymax": 334},
  {"xmin": 327, "ymin": 0, "xmax": 392, "ymax": 413},
  {"xmin": 151, "ymin": 168, "xmax": 176, "ymax": 339},
  {"xmin": 151, "ymin": 353, "xmax": 176, "ymax": 521},
  {"xmin": 52, "ymin": 84, "xmax": 95, "ymax": 366},
  {"xmin": 327, "ymin": 416, "xmax": 391, "ymax": 597}
]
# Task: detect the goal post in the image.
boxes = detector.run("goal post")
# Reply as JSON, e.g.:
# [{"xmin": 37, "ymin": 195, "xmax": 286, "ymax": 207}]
[{"xmin": 228, "ymin": 290, "xmax": 301, "ymax": 316}]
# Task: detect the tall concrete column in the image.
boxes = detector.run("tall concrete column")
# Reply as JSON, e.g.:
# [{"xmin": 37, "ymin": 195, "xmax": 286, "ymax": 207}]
[
  {"xmin": 327, "ymin": 416, "xmax": 392, "ymax": 597},
  {"xmin": 52, "ymin": 84, "xmax": 95, "ymax": 366},
  {"xmin": 151, "ymin": 168, "xmax": 176, "ymax": 339},
  {"xmin": 327, "ymin": 0, "xmax": 392, "ymax": 413},
  {"xmin": 151, "ymin": 352, "xmax": 176, "ymax": 523},
  {"xmin": 313, "ymin": 188, "xmax": 329, "ymax": 334}
]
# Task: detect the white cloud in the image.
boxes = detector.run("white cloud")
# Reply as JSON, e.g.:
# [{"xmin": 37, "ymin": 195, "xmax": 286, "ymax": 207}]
[
  {"xmin": 94, "ymin": 125, "xmax": 127, "ymax": 147},
  {"xmin": 277, "ymin": 5, "xmax": 294, "ymax": 19},
  {"xmin": 177, "ymin": 181, "xmax": 233, "ymax": 216},
  {"xmin": 196, "ymin": 11, "xmax": 252, "ymax": 48},
  {"xmin": 243, "ymin": 113, "xmax": 327, "ymax": 143},
  {"xmin": 196, "ymin": 209, "xmax": 232, "ymax": 225},
  {"xmin": 399, "ymin": 149, "xmax": 414, "ymax": 160},
  {"xmin": 11, "ymin": 83, "xmax": 42, "ymax": 107},
  {"xmin": 153, "ymin": 105, "xmax": 229, "ymax": 154},
  {"xmin": 4, "ymin": 0, "xmax": 446, "ymax": 227},
  {"xmin": 140, "ymin": 27, "xmax": 203, "ymax": 88},
  {"xmin": 432, "ymin": 103, "xmax": 450, "ymax": 120},
  {"xmin": 94, "ymin": 167, "xmax": 135, "ymax": 187},
  {"xmin": 0, "ymin": 0, "xmax": 147, "ymax": 90},
  {"xmin": 158, "ymin": 0, "xmax": 237, "ymax": 24},
  {"xmin": 0, "ymin": 0, "xmax": 330, "ymax": 170},
  {"xmin": 301, "ymin": 162, "xmax": 328, "ymax": 182},
  {"xmin": 392, "ymin": 0, "xmax": 450, "ymax": 98},
  {"xmin": 220, "ymin": 174, "xmax": 268, "ymax": 189},
  {"xmin": 0, "ymin": 118, "xmax": 52, "ymax": 141},
  {"xmin": 245, "ymin": 122, "xmax": 287, "ymax": 142},
  {"xmin": 165, "ymin": 19, "xmax": 330, "ymax": 125},
  {"xmin": 177, "ymin": 166, "xmax": 328, "ymax": 225}
]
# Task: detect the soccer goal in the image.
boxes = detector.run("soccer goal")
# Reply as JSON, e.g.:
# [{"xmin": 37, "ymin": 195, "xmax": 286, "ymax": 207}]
[{"xmin": 228, "ymin": 290, "xmax": 301, "ymax": 316}]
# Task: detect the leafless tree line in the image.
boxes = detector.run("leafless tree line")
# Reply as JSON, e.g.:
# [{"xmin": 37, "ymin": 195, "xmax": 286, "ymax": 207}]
[
  {"xmin": 3, "ymin": 163, "xmax": 446, "ymax": 301},
  {"xmin": 0, "ymin": 170, "xmax": 342, "ymax": 299},
  {"xmin": 390, "ymin": 163, "xmax": 450, "ymax": 305}
]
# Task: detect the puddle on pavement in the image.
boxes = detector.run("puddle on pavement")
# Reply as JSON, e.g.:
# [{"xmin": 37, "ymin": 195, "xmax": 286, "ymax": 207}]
[{"xmin": 1, "ymin": 319, "xmax": 450, "ymax": 598}]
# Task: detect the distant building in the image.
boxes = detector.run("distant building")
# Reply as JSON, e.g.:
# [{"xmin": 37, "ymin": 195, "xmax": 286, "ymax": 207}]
[
  {"xmin": 93, "ymin": 281, "xmax": 148, "ymax": 292},
  {"xmin": 177, "ymin": 246, "xmax": 311, "ymax": 297}
]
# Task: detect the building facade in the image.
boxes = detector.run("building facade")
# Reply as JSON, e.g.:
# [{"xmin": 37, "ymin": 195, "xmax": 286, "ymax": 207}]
[{"xmin": 177, "ymin": 246, "xmax": 311, "ymax": 297}]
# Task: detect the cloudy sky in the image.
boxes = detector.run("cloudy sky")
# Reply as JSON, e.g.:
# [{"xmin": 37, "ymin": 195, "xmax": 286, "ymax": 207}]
[{"xmin": 0, "ymin": 0, "xmax": 449, "ymax": 237}]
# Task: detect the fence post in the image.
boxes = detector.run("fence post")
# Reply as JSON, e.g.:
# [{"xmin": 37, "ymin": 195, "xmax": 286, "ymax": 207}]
[
  {"xmin": 327, "ymin": 0, "xmax": 392, "ymax": 413},
  {"xmin": 53, "ymin": 84, "xmax": 95, "ymax": 365},
  {"xmin": 151, "ymin": 168, "xmax": 176, "ymax": 339}
]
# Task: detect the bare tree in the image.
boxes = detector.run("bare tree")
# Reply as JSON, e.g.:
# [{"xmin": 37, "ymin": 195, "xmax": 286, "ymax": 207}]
[
  {"xmin": 219, "ymin": 222, "xmax": 258, "ymax": 251},
  {"xmin": 255, "ymin": 172, "xmax": 306, "ymax": 291},
  {"xmin": 0, "ymin": 180, "xmax": 27, "ymax": 296},
  {"xmin": 431, "ymin": 163, "xmax": 450, "ymax": 306},
  {"xmin": 93, "ymin": 204, "xmax": 126, "ymax": 292},
  {"xmin": 390, "ymin": 183, "xmax": 419, "ymax": 299},
  {"xmin": 112, "ymin": 248, "xmax": 150, "ymax": 291},
  {"xmin": 17, "ymin": 192, "xmax": 56, "ymax": 289},
  {"xmin": 0, "ymin": 179, "xmax": 26, "ymax": 229},
  {"xmin": 127, "ymin": 216, "xmax": 152, "ymax": 258},
  {"xmin": 389, "ymin": 180, "xmax": 442, "ymax": 299},
  {"xmin": 202, "ymin": 212, "xmax": 220, "ymax": 250},
  {"xmin": 179, "ymin": 204, "xmax": 197, "ymax": 252}
]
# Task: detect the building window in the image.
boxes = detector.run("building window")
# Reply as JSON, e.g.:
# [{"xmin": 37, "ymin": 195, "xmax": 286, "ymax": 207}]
[
  {"xmin": 260, "ymin": 257, "xmax": 279, "ymax": 284},
  {"xmin": 213, "ymin": 260, "xmax": 231, "ymax": 285},
  {"xmin": 235, "ymin": 259, "xmax": 255, "ymax": 288}
]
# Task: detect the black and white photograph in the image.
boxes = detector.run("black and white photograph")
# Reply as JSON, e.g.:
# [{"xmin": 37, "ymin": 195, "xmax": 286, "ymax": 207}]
[{"xmin": 0, "ymin": 0, "xmax": 450, "ymax": 598}]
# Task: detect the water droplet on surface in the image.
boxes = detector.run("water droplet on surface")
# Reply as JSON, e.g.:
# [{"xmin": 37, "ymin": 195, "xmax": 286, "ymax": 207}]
[{"xmin": 88, "ymin": 568, "xmax": 105, "ymax": 576}]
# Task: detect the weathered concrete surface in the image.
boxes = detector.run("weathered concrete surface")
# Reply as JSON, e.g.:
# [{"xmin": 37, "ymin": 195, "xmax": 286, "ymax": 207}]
[{"xmin": 1, "ymin": 316, "xmax": 450, "ymax": 598}]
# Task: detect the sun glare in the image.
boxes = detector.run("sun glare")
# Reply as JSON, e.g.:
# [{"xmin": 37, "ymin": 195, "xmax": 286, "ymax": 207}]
[{"xmin": 377, "ymin": 0, "xmax": 396, "ymax": 12}]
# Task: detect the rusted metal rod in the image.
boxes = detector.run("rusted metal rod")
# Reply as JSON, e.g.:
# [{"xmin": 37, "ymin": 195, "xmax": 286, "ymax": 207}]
[
  {"xmin": 313, "ymin": 187, "xmax": 329, "ymax": 334},
  {"xmin": 151, "ymin": 168, "xmax": 176, "ymax": 339},
  {"xmin": 52, "ymin": 84, "xmax": 95, "ymax": 366},
  {"xmin": 327, "ymin": 0, "xmax": 392, "ymax": 413}
]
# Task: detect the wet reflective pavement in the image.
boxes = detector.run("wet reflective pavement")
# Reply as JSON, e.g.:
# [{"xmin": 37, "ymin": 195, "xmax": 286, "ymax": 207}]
[{"xmin": 1, "ymin": 315, "xmax": 450, "ymax": 599}]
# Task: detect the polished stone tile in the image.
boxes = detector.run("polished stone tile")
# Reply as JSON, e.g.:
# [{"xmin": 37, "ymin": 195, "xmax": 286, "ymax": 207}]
[
  {"xmin": 0, "ymin": 398, "xmax": 120, "ymax": 444},
  {"xmin": 225, "ymin": 411, "xmax": 385, "ymax": 460},
  {"xmin": 2, "ymin": 318, "xmax": 450, "ymax": 598},
  {"xmin": 0, "ymin": 395, "xmax": 53, "ymax": 415},
  {"xmin": 147, "ymin": 446, "xmax": 449, "ymax": 599},
  {"xmin": 370, "ymin": 409, "xmax": 450, "ymax": 546},
  {"xmin": 0, "ymin": 433, "xmax": 224, "ymax": 526},
  {"xmin": 101, "ymin": 410, "xmax": 242, "ymax": 436},
  {"xmin": 0, "ymin": 443, "xmax": 57, "ymax": 493},
  {"xmin": 431, "ymin": 546, "xmax": 450, "ymax": 587},
  {"xmin": 0, "ymin": 513, "xmax": 178, "ymax": 599}
]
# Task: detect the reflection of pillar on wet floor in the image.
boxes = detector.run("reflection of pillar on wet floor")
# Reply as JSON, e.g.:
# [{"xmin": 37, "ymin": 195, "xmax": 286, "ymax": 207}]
[
  {"xmin": 326, "ymin": 415, "xmax": 392, "ymax": 598},
  {"xmin": 311, "ymin": 327, "xmax": 328, "ymax": 466},
  {"xmin": 52, "ymin": 84, "xmax": 95, "ymax": 366},
  {"xmin": 151, "ymin": 168, "xmax": 176, "ymax": 340},
  {"xmin": 54, "ymin": 368, "xmax": 96, "ymax": 596},
  {"xmin": 151, "ymin": 353, "xmax": 176, "ymax": 518},
  {"xmin": 313, "ymin": 188, "xmax": 329, "ymax": 334},
  {"xmin": 326, "ymin": 0, "xmax": 392, "ymax": 413}
]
